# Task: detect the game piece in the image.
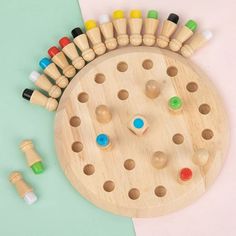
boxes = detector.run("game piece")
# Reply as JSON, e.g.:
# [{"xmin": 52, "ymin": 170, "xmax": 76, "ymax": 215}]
[
  {"xmin": 71, "ymin": 27, "xmax": 95, "ymax": 62},
  {"xmin": 181, "ymin": 30, "xmax": 213, "ymax": 57},
  {"xmin": 39, "ymin": 58, "xmax": 69, "ymax": 88},
  {"xmin": 145, "ymin": 80, "xmax": 160, "ymax": 98},
  {"xmin": 85, "ymin": 20, "xmax": 106, "ymax": 55},
  {"xmin": 29, "ymin": 71, "xmax": 61, "ymax": 98},
  {"xmin": 22, "ymin": 88, "xmax": 58, "ymax": 111},
  {"xmin": 20, "ymin": 140, "xmax": 44, "ymax": 174},
  {"xmin": 112, "ymin": 10, "xmax": 129, "ymax": 46},
  {"xmin": 9, "ymin": 171, "xmax": 37, "ymax": 205},
  {"xmin": 95, "ymin": 105, "xmax": 112, "ymax": 123},
  {"xmin": 143, "ymin": 10, "xmax": 159, "ymax": 46},
  {"xmin": 192, "ymin": 149, "xmax": 209, "ymax": 166},
  {"xmin": 128, "ymin": 115, "xmax": 149, "ymax": 136},
  {"xmin": 99, "ymin": 14, "xmax": 118, "ymax": 50},
  {"xmin": 169, "ymin": 20, "xmax": 198, "ymax": 52},
  {"xmin": 59, "ymin": 37, "xmax": 85, "ymax": 69},
  {"xmin": 151, "ymin": 151, "xmax": 168, "ymax": 169},
  {"xmin": 156, "ymin": 13, "xmax": 179, "ymax": 48},
  {"xmin": 128, "ymin": 10, "xmax": 143, "ymax": 46},
  {"xmin": 96, "ymin": 133, "xmax": 111, "ymax": 150},
  {"xmin": 179, "ymin": 168, "xmax": 193, "ymax": 182},
  {"xmin": 168, "ymin": 96, "xmax": 183, "ymax": 112}
]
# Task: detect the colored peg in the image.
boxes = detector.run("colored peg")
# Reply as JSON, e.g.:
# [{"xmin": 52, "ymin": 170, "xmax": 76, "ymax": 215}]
[
  {"xmin": 59, "ymin": 37, "xmax": 85, "ymax": 69},
  {"xmin": 22, "ymin": 89, "xmax": 58, "ymax": 111},
  {"xmin": 168, "ymin": 96, "xmax": 183, "ymax": 113},
  {"xmin": 39, "ymin": 58, "xmax": 68, "ymax": 88},
  {"xmin": 85, "ymin": 20, "xmax": 106, "ymax": 55},
  {"xmin": 99, "ymin": 14, "xmax": 118, "ymax": 50},
  {"xmin": 128, "ymin": 115, "xmax": 149, "ymax": 136},
  {"xmin": 128, "ymin": 10, "xmax": 143, "ymax": 46},
  {"xmin": 156, "ymin": 13, "xmax": 179, "ymax": 48},
  {"xmin": 181, "ymin": 30, "xmax": 213, "ymax": 57},
  {"xmin": 145, "ymin": 80, "xmax": 160, "ymax": 98},
  {"xmin": 179, "ymin": 168, "xmax": 193, "ymax": 183},
  {"xmin": 112, "ymin": 10, "xmax": 129, "ymax": 46},
  {"xmin": 152, "ymin": 151, "xmax": 168, "ymax": 169},
  {"xmin": 95, "ymin": 105, "xmax": 112, "ymax": 123},
  {"xmin": 71, "ymin": 27, "xmax": 95, "ymax": 62},
  {"xmin": 96, "ymin": 133, "xmax": 111, "ymax": 150},
  {"xmin": 169, "ymin": 20, "xmax": 198, "ymax": 52},
  {"xmin": 192, "ymin": 149, "xmax": 209, "ymax": 166},
  {"xmin": 143, "ymin": 10, "xmax": 159, "ymax": 46},
  {"xmin": 29, "ymin": 71, "xmax": 61, "ymax": 98},
  {"xmin": 9, "ymin": 171, "xmax": 37, "ymax": 205}
]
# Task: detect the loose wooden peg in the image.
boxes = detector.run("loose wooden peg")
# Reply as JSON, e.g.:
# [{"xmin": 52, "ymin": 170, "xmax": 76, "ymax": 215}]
[
  {"xmin": 143, "ymin": 10, "xmax": 159, "ymax": 46},
  {"xmin": 156, "ymin": 13, "xmax": 179, "ymax": 48},
  {"xmin": 96, "ymin": 133, "xmax": 112, "ymax": 150},
  {"xmin": 71, "ymin": 27, "xmax": 95, "ymax": 62},
  {"xmin": 178, "ymin": 168, "xmax": 193, "ymax": 183},
  {"xmin": 29, "ymin": 71, "xmax": 61, "ymax": 98},
  {"xmin": 112, "ymin": 10, "xmax": 129, "ymax": 46},
  {"xmin": 192, "ymin": 149, "xmax": 209, "ymax": 166},
  {"xmin": 145, "ymin": 80, "xmax": 160, "ymax": 98},
  {"xmin": 20, "ymin": 140, "xmax": 44, "ymax": 174},
  {"xmin": 95, "ymin": 105, "xmax": 112, "ymax": 123},
  {"xmin": 39, "ymin": 58, "xmax": 68, "ymax": 88},
  {"xmin": 85, "ymin": 20, "xmax": 106, "ymax": 55},
  {"xmin": 98, "ymin": 14, "xmax": 118, "ymax": 50},
  {"xmin": 168, "ymin": 96, "xmax": 183, "ymax": 113},
  {"xmin": 169, "ymin": 20, "xmax": 198, "ymax": 52},
  {"xmin": 22, "ymin": 89, "xmax": 58, "ymax": 111},
  {"xmin": 152, "ymin": 151, "xmax": 168, "ymax": 169},
  {"xmin": 128, "ymin": 10, "xmax": 143, "ymax": 46},
  {"xmin": 9, "ymin": 171, "xmax": 37, "ymax": 205},
  {"xmin": 59, "ymin": 37, "xmax": 85, "ymax": 70},
  {"xmin": 128, "ymin": 115, "xmax": 149, "ymax": 136},
  {"xmin": 181, "ymin": 30, "xmax": 213, "ymax": 57}
]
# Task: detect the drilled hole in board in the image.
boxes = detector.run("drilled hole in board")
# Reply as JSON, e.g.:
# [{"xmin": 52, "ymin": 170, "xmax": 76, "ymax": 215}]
[
  {"xmin": 199, "ymin": 104, "xmax": 211, "ymax": 115},
  {"xmin": 69, "ymin": 116, "xmax": 81, "ymax": 127},
  {"xmin": 124, "ymin": 159, "xmax": 135, "ymax": 170},
  {"xmin": 117, "ymin": 89, "xmax": 129, "ymax": 100},
  {"xmin": 154, "ymin": 186, "xmax": 167, "ymax": 197},
  {"xmin": 83, "ymin": 164, "xmax": 95, "ymax": 175},
  {"xmin": 142, "ymin": 59, "xmax": 153, "ymax": 70},
  {"xmin": 167, "ymin": 66, "xmax": 178, "ymax": 77},
  {"xmin": 103, "ymin": 180, "xmax": 115, "ymax": 192},
  {"xmin": 128, "ymin": 188, "xmax": 140, "ymax": 200},
  {"xmin": 117, "ymin": 62, "xmax": 128, "ymax": 72},
  {"xmin": 78, "ymin": 92, "xmax": 89, "ymax": 103},
  {"xmin": 172, "ymin": 133, "xmax": 184, "ymax": 144},
  {"xmin": 186, "ymin": 82, "xmax": 198, "ymax": 92},
  {"xmin": 202, "ymin": 129, "xmax": 214, "ymax": 140},
  {"xmin": 71, "ymin": 142, "xmax": 83, "ymax": 153},
  {"xmin": 94, "ymin": 73, "xmax": 105, "ymax": 84}
]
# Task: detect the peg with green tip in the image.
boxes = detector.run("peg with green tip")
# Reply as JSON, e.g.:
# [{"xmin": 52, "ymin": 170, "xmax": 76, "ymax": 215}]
[{"xmin": 168, "ymin": 96, "xmax": 183, "ymax": 112}]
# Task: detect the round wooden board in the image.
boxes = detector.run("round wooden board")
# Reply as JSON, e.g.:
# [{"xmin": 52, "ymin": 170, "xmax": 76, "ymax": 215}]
[{"xmin": 54, "ymin": 46, "xmax": 229, "ymax": 217}]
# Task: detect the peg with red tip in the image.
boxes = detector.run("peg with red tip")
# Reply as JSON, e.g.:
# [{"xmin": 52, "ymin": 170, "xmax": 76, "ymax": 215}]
[{"xmin": 179, "ymin": 167, "xmax": 193, "ymax": 183}]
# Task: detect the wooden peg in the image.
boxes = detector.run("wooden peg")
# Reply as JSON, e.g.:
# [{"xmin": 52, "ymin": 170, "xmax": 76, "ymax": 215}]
[
  {"xmin": 85, "ymin": 20, "xmax": 106, "ymax": 55},
  {"xmin": 145, "ymin": 80, "xmax": 160, "ymax": 98},
  {"xmin": 99, "ymin": 14, "xmax": 118, "ymax": 50},
  {"xmin": 95, "ymin": 105, "xmax": 112, "ymax": 123},
  {"xmin": 59, "ymin": 37, "xmax": 85, "ymax": 70},
  {"xmin": 181, "ymin": 30, "xmax": 213, "ymax": 57},
  {"xmin": 128, "ymin": 115, "xmax": 149, "ymax": 136},
  {"xmin": 152, "ymin": 151, "xmax": 168, "ymax": 169},
  {"xmin": 9, "ymin": 171, "xmax": 37, "ymax": 205},
  {"xmin": 71, "ymin": 27, "xmax": 95, "ymax": 62},
  {"xmin": 156, "ymin": 13, "xmax": 179, "ymax": 48},
  {"xmin": 22, "ymin": 89, "xmax": 58, "ymax": 111},
  {"xmin": 39, "ymin": 58, "xmax": 68, "ymax": 88},
  {"xmin": 192, "ymin": 149, "xmax": 209, "ymax": 166},
  {"xmin": 143, "ymin": 10, "xmax": 159, "ymax": 46},
  {"xmin": 128, "ymin": 10, "xmax": 143, "ymax": 46},
  {"xmin": 29, "ymin": 71, "xmax": 61, "ymax": 98},
  {"xmin": 169, "ymin": 20, "xmax": 198, "ymax": 52},
  {"xmin": 112, "ymin": 10, "xmax": 129, "ymax": 46},
  {"xmin": 96, "ymin": 133, "xmax": 112, "ymax": 150},
  {"xmin": 178, "ymin": 168, "xmax": 193, "ymax": 183}
]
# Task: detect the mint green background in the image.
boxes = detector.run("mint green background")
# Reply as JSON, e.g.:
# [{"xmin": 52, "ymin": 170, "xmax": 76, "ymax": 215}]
[{"xmin": 0, "ymin": 1, "xmax": 134, "ymax": 235}]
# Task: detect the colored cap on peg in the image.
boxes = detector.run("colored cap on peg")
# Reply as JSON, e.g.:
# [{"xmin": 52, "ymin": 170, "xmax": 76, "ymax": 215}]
[
  {"xmin": 133, "ymin": 118, "xmax": 144, "ymax": 129},
  {"xmin": 99, "ymin": 14, "xmax": 110, "ymax": 24},
  {"xmin": 59, "ymin": 37, "xmax": 71, "ymax": 48},
  {"xmin": 39, "ymin": 57, "xmax": 52, "ymax": 70},
  {"xmin": 168, "ymin": 96, "xmax": 183, "ymax": 111},
  {"xmin": 167, "ymin": 13, "xmax": 179, "ymax": 24},
  {"xmin": 179, "ymin": 168, "xmax": 193, "ymax": 181},
  {"xmin": 96, "ymin": 133, "xmax": 111, "ymax": 149},
  {"xmin": 29, "ymin": 71, "xmax": 41, "ymax": 83},
  {"xmin": 113, "ymin": 10, "xmax": 125, "ymax": 19},
  {"xmin": 85, "ymin": 20, "xmax": 97, "ymax": 31},
  {"xmin": 22, "ymin": 89, "xmax": 33, "ymax": 101},
  {"xmin": 130, "ymin": 10, "xmax": 142, "ymax": 18},
  {"xmin": 71, "ymin": 27, "xmax": 84, "ymax": 38},
  {"xmin": 147, "ymin": 10, "xmax": 158, "ymax": 19},
  {"xmin": 48, "ymin": 46, "xmax": 60, "ymax": 57},
  {"xmin": 185, "ymin": 20, "xmax": 198, "ymax": 31}
]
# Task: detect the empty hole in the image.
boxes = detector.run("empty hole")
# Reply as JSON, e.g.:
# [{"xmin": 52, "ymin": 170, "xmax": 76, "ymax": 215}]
[
  {"xmin": 83, "ymin": 164, "xmax": 95, "ymax": 175},
  {"xmin": 167, "ymin": 66, "xmax": 178, "ymax": 77},
  {"xmin": 103, "ymin": 180, "xmax": 115, "ymax": 192},
  {"xmin": 117, "ymin": 89, "xmax": 129, "ymax": 100},
  {"xmin": 78, "ymin": 92, "xmax": 89, "ymax": 103},
  {"xmin": 172, "ymin": 133, "xmax": 184, "ymax": 144},
  {"xmin": 94, "ymin": 73, "xmax": 105, "ymax": 84},
  {"xmin": 154, "ymin": 186, "xmax": 167, "ymax": 197},
  {"xmin": 142, "ymin": 59, "xmax": 153, "ymax": 70},
  {"xmin": 202, "ymin": 129, "xmax": 214, "ymax": 140},
  {"xmin": 128, "ymin": 188, "xmax": 140, "ymax": 200},
  {"xmin": 199, "ymin": 104, "xmax": 211, "ymax": 115},
  {"xmin": 69, "ymin": 116, "xmax": 81, "ymax": 127},
  {"xmin": 186, "ymin": 82, "xmax": 198, "ymax": 92},
  {"xmin": 117, "ymin": 62, "xmax": 128, "ymax": 72},
  {"xmin": 124, "ymin": 159, "xmax": 135, "ymax": 170},
  {"xmin": 71, "ymin": 142, "xmax": 83, "ymax": 152}
]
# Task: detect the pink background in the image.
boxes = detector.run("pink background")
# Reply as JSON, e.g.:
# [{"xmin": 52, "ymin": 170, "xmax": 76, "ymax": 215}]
[{"xmin": 79, "ymin": 0, "xmax": 236, "ymax": 235}]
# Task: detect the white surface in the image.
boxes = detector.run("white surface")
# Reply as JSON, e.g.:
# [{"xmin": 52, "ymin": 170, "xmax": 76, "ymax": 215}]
[{"xmin": 23, "ymin": 192, "xmax": 38, "ymax": 205}]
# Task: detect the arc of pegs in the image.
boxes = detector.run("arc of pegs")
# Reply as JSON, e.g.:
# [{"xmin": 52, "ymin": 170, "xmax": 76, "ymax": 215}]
[
  {"xmin": 169, "ymin": 19, "xmax": 198, "ymax": 52},
  {"xmin": 145, "ymin": 80, "xmax": 160, "ymax": 98},
  {"xmin": 39, "ymin": 57, "xmax": 69, "ymax": 88},
  {"xmin": 112, "ymin": 10, "xmax": 129, "ymax": 46},
  {"xmin": 59, "ymin": 37, "xmax": 85, "ymax": 70},
  {"xmin": 22, "ymin": 88, "xmax": 58, "ymax": 112},
  {"xmin": 96, "ymin": 133, "xmax": 112, "ymax": 150},
  {"xmin": 29, "ymin": 71, "xmax": 61, "ymax": 98},
  {"xmin": 178, "ymin": 167, "xmax": 193, "ymax": 183},
  {"xmin": 71, "ymin": 27, "xmax": 95, "ymax": 62},
  {"xmin": 156, "ymin": 13, "xmax": 179, "ymax": 48},
  {"xmin": 84, "ymin": 19, "xmax": 106, "ymax": 55},
  {"xmin": 98, "ymin": 14, "xmax": 118, "ymax": 50},
  {"xmin": 48, "ymin": 46, "xmax": 76, "ymax": 78}
]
